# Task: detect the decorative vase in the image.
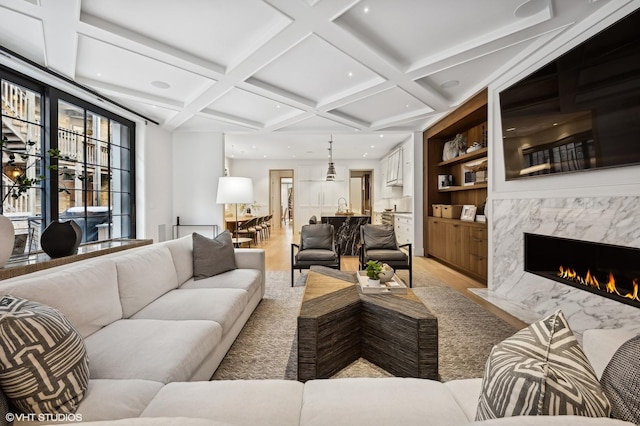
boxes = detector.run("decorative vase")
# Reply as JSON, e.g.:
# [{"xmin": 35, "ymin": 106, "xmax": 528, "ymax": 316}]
[
  {"xmin": 0, "ymin": 215, "xmax": 15, "ymax": 267},
  {"xmin": 367, "ymin": 278, "xmax": 381, "ymax": 286},
  {"xmin": 40, "ymin": 219, "xmax": 82, "ymax": 258},
  {"xmin": 379, "ymin": 264, "xmax": 395, "ymax": 283}
]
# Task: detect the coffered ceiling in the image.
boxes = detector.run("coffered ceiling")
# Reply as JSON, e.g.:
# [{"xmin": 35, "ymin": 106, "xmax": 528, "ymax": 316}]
[{"xmin": 0, "ymin": 0, "xmax": 625, "ymax": 159}]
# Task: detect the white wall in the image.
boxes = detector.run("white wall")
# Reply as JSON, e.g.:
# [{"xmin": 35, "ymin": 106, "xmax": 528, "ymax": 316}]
[
  {"xmin": 136, "ymin": 123, "xmax": 173, "ymax": 242},
  {"xmin": 171, "ymin": 132, "xmax": 225, "ymax": 237}
]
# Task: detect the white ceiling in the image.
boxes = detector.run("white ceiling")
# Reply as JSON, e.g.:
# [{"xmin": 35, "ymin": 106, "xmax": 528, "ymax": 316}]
[{"xmin": 0, "ymin": 0, "xmax": 623, "ymax": 160}]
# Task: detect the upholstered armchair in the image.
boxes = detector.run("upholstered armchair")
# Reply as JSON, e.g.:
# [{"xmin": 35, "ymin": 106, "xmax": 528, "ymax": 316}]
[
  {"xmin": 291, "ymin": 223, "xmax": 340, "ymax": 286},
  {"xmin": 359, "ymin": 224, "xmax": 412, "ymax": 287}
]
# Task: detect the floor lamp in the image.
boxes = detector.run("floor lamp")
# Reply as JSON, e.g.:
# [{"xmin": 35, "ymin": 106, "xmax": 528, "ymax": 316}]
[{"xmin": 216, "ymin": 176, "xmax": 254, "ymax": 242}]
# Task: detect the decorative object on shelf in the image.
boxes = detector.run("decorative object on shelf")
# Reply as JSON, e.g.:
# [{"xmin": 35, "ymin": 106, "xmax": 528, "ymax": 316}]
[
  {"xmin": 40, "ymin": 219, "xmax": 82, "ymax": 258},
  {"xmin": 216, "ymin": 176, "xmax": 255, "ymax": 241},
  {"xmin": 0, "ymin": 215, "xmax": 15, "ymax": 267},
  {"xmin": 326, "ymin": 136, "xmax": 336, "ymax": 181},
  {"xmin": 460, "ymin": 204, "xmax": 477, "ymax": 222},
  {"xmin": 379, "ymin": 263, "xmax": 395, "ymax": 283},
  {"xmin": 438, "ymin": 174, "xmax": 453, "ymax": 189},
  {"xmin": 466, "ymin": 141, "xmax": 484, "ymax": 154},
  {"xmin": 365, "ymin": 260, "xmax": 383, "ymax": 285},
  {"xmin": 463, "ymin": 158, "xmax": 488, "ymax": 186},
  {"xmin": 442, "ymin": 133, "xmax": 467, "ymax": 161}
]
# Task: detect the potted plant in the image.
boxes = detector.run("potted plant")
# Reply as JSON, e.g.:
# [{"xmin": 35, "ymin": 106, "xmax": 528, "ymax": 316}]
[
  {"xmin": 1, "ymin": 137, "xmax": 77, "ymax": 264},
  {"xmin": 365, "ymin": 260, "xmax": 383, "ymax": 285}
]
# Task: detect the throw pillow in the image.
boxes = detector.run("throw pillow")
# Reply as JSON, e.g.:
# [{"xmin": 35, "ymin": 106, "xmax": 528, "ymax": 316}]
[
  {"xmin": 475, "ymin": 310, "xmax": 610, "ymax": 420},
  {"xmin": 192, "ymin": 231, "xmax": 237, "ymax": 280},
  {"xmin": 0, "ymin": 296, "xmax": 89, "ymax": 414},
  {"xmin": 600, "ymin": 334, "xmax": 640, "ymax": 423},
  {"xmin": 363, "ymin": 225, "xmax": 397, "ymax": 250}
]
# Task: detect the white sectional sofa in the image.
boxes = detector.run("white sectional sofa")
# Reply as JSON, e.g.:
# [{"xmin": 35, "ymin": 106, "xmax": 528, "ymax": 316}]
[{"xmin": 0, "ymin": 236, "xmax": 636, "ymax": 426}]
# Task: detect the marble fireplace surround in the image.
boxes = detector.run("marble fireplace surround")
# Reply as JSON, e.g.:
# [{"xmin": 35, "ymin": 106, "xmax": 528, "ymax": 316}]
[{"xmin": 470, "ymin": 195, "xmax": 640, "ymax": 340}]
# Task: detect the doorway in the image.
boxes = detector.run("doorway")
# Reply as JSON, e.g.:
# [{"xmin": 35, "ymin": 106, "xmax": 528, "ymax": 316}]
[
  {"xmin": 349, "ymin": 170, "xmax": 373, "ymax": 216},
  {"xmin": 269, "ymin": 169, "xmax": 293, "ymax": 229}
]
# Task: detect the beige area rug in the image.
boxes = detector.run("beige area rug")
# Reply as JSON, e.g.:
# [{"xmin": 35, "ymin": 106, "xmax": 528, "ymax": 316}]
[{"xmin": 211, "ymin": 269, "xmax": 518, "ymax": 382}]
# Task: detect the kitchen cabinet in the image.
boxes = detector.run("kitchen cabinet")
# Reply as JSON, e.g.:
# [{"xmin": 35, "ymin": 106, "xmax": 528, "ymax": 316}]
[
  {"xmin": 402, "ymin": 144, "xmax": 413, "ymax": 197},
  {"xmin": 393, "ymin": 214, "xmax": 412, "ymax": 246},
  {"xmin": 386, "ymin": 148, "xmax": 403, "ymax": 186}
]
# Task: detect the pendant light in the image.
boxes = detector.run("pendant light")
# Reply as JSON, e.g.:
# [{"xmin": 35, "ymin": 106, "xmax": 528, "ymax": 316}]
[{"xmin": 326, "ymin": 135, "xmax": 336, "ymax": 181}]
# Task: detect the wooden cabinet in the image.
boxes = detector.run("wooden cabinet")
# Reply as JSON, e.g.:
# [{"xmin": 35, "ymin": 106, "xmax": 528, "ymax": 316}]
[
  {"xmin": 393, "ymin": 214, "xmax": 412, "ymax": 246},
  {"xmin": 427, "ymin": 217, "xmax": 486, "ymax": 283},
  {"xmin": 424, "ymin": 89, "xmax": 489, "ymax": 283}
]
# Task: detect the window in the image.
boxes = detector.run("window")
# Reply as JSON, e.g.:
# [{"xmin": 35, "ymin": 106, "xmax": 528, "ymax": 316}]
[{"xmin": 1, "ymin": 68, "xmax": 135, "ymax": 260}]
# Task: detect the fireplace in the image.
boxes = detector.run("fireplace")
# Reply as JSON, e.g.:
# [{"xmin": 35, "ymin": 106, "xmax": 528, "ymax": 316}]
[{"xmin": 524, "ymin": 233, "xmax": 640, "ymax": 309}]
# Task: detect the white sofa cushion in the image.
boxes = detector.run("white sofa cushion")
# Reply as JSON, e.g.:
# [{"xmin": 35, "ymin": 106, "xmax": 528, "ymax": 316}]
[
  {"xmin": 300, "ymin": 378, "xmax": 469, "ymax": 426},
  {"xmin": 582, "ymin": 329, "xmax": 638, "ymax": 380},
  {"xmin": 445, "ymin": 378, "xmax": 483, "ymax": 422},
  {"xmin": 131, "ymin": 289, "xmax": 248, "ymax": 335},
  {"xmin": 60, "ymin": 418, "xmax": 236, "ymax": 426},
  {"xmin": 84, "ymin": 319, "xmax": 221, "ymax": 383},
  {"xmin": 180, "ymin": 269, "xmax": 262, "ymax": 299},
  {"xmin": 0, "ymin": 259, "xmax": 121, "ymax": 338},
  {"xmin": 13, "ymin": 379, "xmax": 166, "ymax": 425},
  {"xmin": 163, "ymin": 235, "xmax": 194, "ymax": 286},
  {"xmin": 116, "ymin": 246, "xmax": 179, "ymax": 317},
  {"xmin": 141, "ymin": 380, "xmax": 304, "ymax": 426}
]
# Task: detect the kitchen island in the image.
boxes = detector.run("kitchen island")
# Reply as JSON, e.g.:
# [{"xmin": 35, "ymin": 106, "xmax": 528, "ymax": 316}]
[{"xmin": 321, "ymin": 214, "xmax": 371, "ymax": 256}]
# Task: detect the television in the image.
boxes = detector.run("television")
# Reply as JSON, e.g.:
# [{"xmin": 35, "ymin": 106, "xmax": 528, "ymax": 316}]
[{"xmin": 500, "ymin": 8, "xmax": 640, "ymax": 180}]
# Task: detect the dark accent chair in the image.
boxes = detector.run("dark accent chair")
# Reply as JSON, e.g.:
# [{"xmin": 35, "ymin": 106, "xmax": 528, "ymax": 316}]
[
  {"xmin": 291, "ymin": 223, "xmax": 340, "ymax": 286},
  {"xmin": 359, "ymin": 224, "xmax": 412, "ymax": 287}
]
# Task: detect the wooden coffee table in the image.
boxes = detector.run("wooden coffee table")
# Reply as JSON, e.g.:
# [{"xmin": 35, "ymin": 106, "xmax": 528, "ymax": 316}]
[{"xmin": 297, "ymin": 269, "xmax": 438, "ymax": 382}]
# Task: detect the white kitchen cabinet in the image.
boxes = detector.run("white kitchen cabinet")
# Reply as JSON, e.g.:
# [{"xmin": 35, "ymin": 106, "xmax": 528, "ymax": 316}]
[
  {"xmin": 385, "ymin": 148, "xmax": 403, "ymax": 186},
  {"xmin": 394, "ymin": 214, "xmax": 413, "ymax": 246},
  {"xmin": 402, "ymin": 145, "xmax": 413, "ymax": 197}
]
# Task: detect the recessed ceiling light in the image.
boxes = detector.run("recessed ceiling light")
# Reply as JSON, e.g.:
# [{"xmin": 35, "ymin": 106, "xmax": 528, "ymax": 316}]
[
  {"xmin": 252, "ymin": 145, "xmax": 256, "ymax": 149},
  {"xmin": 276, "ymin": 104, "xmax": 280, "ymax": 108},
  {"xmin": 379, "ymin": 134, "xmax": 384, "ymax": 138},
  {"xmin": 363, "ymin": 153, "xmax": 368, "ymax": 157},
  {"xmin": 97, "ymin": 72, "xmax": 102, "ymax": 77},
  {"xmin": 440, "ymin": 79, "xmax": 459, "ymax": 89},
  {"xmin": 151, "ymin": 80, "xmax": 171, "ymax": 89},
  {"xmin": 348, "ymin": 71, "xmax": 353, "ymax": 77},
  {"xmin": 514, "ymin": 0, "xmax": 547, "ymax": 18},
  {"xmin": 371, "ymin": 145, "xmax": 375, "ymax": 148},
  {"xmin": 363, "ymin": 6, "xmax": 370, "ymax": 13}
]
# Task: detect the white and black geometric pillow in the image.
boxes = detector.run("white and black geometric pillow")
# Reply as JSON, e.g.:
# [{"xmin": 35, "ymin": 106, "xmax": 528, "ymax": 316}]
[
  {"xmin": 600, "ymin": 334, "xmax": 640, "ymax": 424},
  {"xmin": 476, "ymin": 310, "xmax": 610, "ymax": 420},
  {"xmin": 0, "ymin": 296, "xmax": 89, "ymax": 414}
]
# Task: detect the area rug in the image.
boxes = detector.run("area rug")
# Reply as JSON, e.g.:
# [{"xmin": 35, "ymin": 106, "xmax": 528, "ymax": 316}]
[{"xmin": 211, "ymin": 270, "xmax": 518, "ymax": 382}]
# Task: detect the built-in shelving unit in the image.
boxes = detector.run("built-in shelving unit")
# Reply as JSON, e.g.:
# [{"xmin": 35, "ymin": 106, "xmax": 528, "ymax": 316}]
[{"xmin": 423, "ymin": 89, "xmax": 488, "ymax": 283}]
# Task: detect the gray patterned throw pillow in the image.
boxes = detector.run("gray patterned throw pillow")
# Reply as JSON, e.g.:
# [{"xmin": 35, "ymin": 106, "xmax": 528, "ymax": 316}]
[
  {"xmin": 0, "ymin": 296, "xmax": 89, "ymax": 414},
  {"xmin": 476, "ymin": 310, "xmax": 610, "ymax": 420},
  {"xmin": 600, "ymin": 334, "xmax": 640, "ymax": 423}
]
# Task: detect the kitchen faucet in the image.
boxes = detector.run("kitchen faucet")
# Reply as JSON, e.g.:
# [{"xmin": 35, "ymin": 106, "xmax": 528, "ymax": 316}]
[{"xmin": 337, "ymin": 197, "xmax": 348, "ymax": 213}]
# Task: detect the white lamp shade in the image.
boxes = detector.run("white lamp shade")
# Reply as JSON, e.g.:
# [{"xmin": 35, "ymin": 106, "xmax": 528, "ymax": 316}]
[{"xmin": 216, "ymin": 177, "xmax": 254, "ymax": 204}]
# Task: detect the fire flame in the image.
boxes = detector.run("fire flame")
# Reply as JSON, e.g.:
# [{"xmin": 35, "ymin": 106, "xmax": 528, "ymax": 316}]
[{"xmin": 557, "ymin": 266, "xmax": 639, "ymax": 302}]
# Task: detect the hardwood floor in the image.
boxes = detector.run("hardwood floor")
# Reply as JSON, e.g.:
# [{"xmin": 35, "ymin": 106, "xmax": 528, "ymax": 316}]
[{"xmin": 253, "ymin": 220, "xmax": 526, "ymax": 330}]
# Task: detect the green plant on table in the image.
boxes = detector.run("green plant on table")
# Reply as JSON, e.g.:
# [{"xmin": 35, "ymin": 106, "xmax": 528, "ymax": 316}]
[
  {"xmin": 1, "ymin": 137, "xmax": 81, "ymax": 204},
  {"xmin": 365, "ymin": 260, "xmax": 383, "ymax": 280}
]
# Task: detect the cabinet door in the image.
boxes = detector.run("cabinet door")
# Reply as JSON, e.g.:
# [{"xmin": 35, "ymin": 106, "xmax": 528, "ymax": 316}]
[
  {"xmin": 469, "ymin": 227, "xmax": 488, "ymax": 278},
  {"xmin": 402, "ymin": 146, "xmax": 413, "ymax": 196},
  {"xmin": 427, "ymin": 219, "xmax": 446, "ymax": 259}
]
